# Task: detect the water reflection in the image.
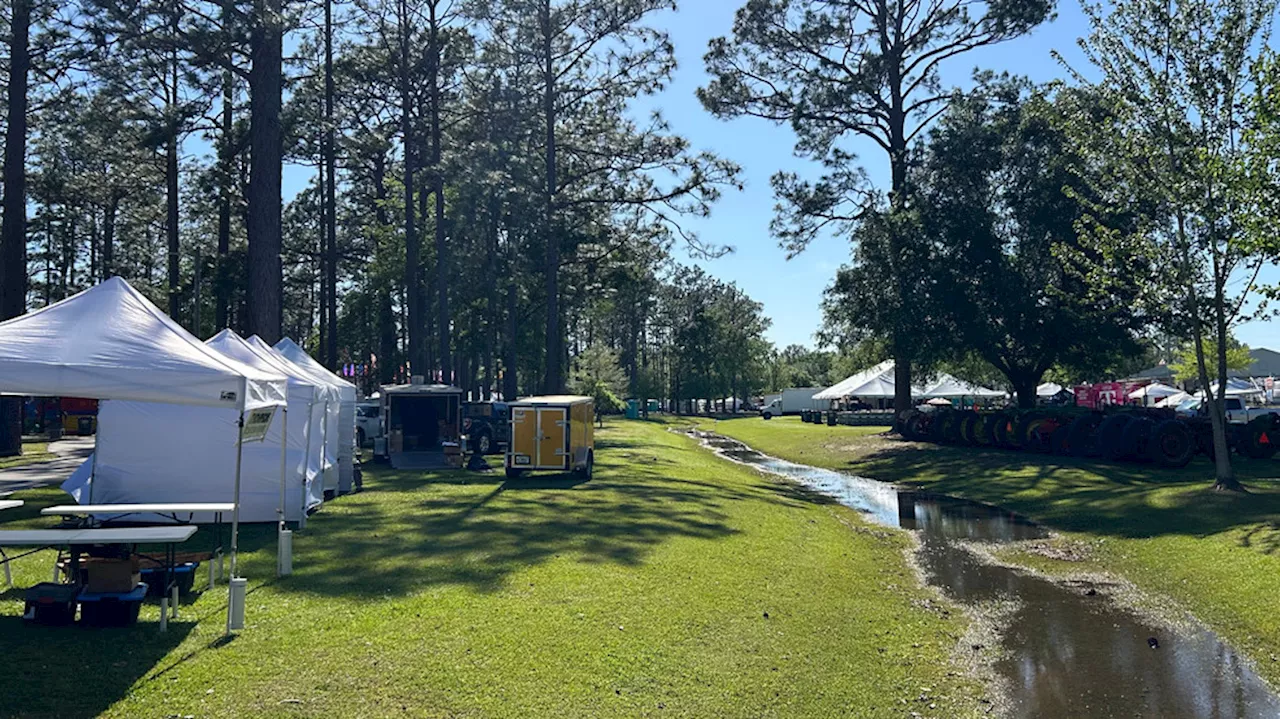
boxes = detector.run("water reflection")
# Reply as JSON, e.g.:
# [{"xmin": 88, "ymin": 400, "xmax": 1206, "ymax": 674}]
[{"xmin": 695, "ymin": 430, "xmax": 1280, "ymax": 719}]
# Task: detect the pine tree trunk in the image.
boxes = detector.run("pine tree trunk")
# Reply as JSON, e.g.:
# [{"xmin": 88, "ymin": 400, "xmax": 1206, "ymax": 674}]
[
  {"xmin": 427, "ymin": 1, "xmax": 451, "ymax": 385},
  {"xmin": 0, "ymin": 0, "xmax": 30, "ymax": 457},
  {"xmin": 504, "ymin": 280, "xmax": 519, "ymax": 400},
  {"xmin": 399, "ymin": 0, "xmax": 425, "ymax": 378},
  {"xmin": 323, "ymin": 0, "xmax": 337, "ymax": 370},
  {"xmin": 540, "ymin": 0, "xmax": 563, "ymax": 394},
  {"xmin": 166, "ymin": 130, "xmax": 181, "ymax": 321},
  {"xmin": 215, "ymin": 0, "xmax": 234, "ymax": 331},
  {"xmin": 246, "ymin": 0, "xmax": 284, "ymax": 343}
]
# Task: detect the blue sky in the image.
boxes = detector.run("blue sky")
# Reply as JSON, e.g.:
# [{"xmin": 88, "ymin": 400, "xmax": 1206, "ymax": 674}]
[{"xmin": 277, "ymin": 0, "xmax": 1280, "ymax": 355}]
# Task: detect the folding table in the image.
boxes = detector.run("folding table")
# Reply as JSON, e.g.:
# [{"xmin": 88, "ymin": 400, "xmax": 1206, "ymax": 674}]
[
  {"xmin": 41, "ymin": 503, "xmax": 232, "ymax": 589},
  {"xmin": 0, "ymin": 499, "xmax": 23, "ymax": 512},
  {"xmin": 0, "ymin": 525, "xmax": 198, "ymax": 630}
]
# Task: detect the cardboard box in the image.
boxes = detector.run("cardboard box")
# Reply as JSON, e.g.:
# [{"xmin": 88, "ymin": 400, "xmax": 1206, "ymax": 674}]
[{"xmin": 85, "ymin": 556, "xmax": 141, "ymax": 594}]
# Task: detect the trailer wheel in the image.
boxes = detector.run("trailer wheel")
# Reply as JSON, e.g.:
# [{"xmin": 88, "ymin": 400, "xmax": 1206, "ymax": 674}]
[
  {"xmin": 575, "ymin": 451, "xmax": 594, "ymax": 480},
  {"xmin": 762, "ymin": 412, "xmax": 772, "ymax": 421},
  {"xmin": 1067, "ymin": 415, "xmax": 1103, "ymax": 458},
  {"xmin": 505, "ymin": 467, "xmax": 525, "ymax": 480},
  {"xmin": 1095, "ymin": 414, "xmax": 1133, "ymax": 461},
  {"xmin": 1150, "ymin": 420, "xmax": 1195, "ymax": 468},
  {"xmin": 1239, "ymin": 416, "xmax": 1280, "ymax": 459},
  {"xmin": 1120, "ymin": 417, "xmax": 1155, "ymax": 462}
]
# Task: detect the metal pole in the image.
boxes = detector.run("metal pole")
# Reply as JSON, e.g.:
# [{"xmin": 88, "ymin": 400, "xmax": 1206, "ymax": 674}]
[
  {"xmin": 278, "ymin": 405, "xmax": 288, "ymax": 526},
  {"xmin": 226, "ymin": 390, "xmax": 247, "ymax": 636}
]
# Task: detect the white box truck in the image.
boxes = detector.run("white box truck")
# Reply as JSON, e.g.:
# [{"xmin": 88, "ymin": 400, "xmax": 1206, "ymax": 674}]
[{"xmin": 760, "ymin": 387, "xmax": 823, "ymax": 419}]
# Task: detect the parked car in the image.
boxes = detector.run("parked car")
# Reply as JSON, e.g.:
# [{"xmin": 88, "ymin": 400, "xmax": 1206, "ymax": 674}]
[
  {"xmin": 1184, "ymin": 396, "xmax": 1279, "ymax": 424},
  {"xmin": 462, "ymin": 401, "xmax": 511, "ymax": 455},
  {"xmin": 355, "ymin": 401, "xmax": 382, "ymax": 447}
]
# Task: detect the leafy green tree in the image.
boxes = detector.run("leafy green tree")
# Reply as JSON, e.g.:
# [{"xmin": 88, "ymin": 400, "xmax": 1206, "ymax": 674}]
[
  {"xmin": 570, "ymin": 343, "xmax": 628, "ymax": 412},
  {"xmin": 700, "ymin": 0, "xmax": 1053, "ymax": 416},
  {"xmin": 913, "ymin": 84, "xmax": 1145, "ymax": 407},
  {"xmin": 1064, "ymin": 0, "xmax": 1278, "ymax": 491},
  {"xmin": 1170, "ymin": 338, "xmax": 1254, "ymax": 385}
]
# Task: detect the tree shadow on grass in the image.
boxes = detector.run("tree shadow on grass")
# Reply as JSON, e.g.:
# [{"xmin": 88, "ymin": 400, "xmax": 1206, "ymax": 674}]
[
  {"xmin": 266, "ymin": 433, "xmax": 816, "ymax": 600},
  {"xmin": 843, "ymin": 438, "xmax": 1280, "ymax": 548},
  {"xmin": 0, "ymin": 615, "xmax": 194, "ymax": 719}
]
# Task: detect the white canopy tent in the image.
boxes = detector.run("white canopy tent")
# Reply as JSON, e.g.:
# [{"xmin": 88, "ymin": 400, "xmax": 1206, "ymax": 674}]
[
  {"xmin": 0, "ymin": 277, "xmax": 286, "ymax": 625},
  {"xmin": 815, "ymin": 360, "xmax": 1005, "ymax": 401},
  {"xmin": 61, "ymin": 329, "xmax": 316, "ymax": 524},
  {"xmin": 250, "ymin": 337, "xmax": 342, "ymax": 497},
  {"xmin": 1155, "ymin": 391, "xmax": 1191, "ymax": 408},
  {"xmin": 275, "ymin": 337, "xmax": 357, "ymax": 495},
  {"xmin": 1037, "ymin": 382, "xmax": 1064, "ymax": 398},
  {"xmin": 1129, "ymin": 382, "xmax": 1182, "ymax": 401}
]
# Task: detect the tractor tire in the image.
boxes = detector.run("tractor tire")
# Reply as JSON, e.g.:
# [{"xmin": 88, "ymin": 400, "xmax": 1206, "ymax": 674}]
[
  {"xmin": 1119, "ymin": 416, "xmax": 1155, "ymax": 462},
  {"xmin": 1067, "ymin": 415, "xmax": 1104, "ymax": 458},
  {"xmin": 1024, "ymin": 417, "xmax": 1058, "ymax": 454},
  {"xmin": 1238, "ymin": 415, "xmax": 1280, "ymax": 459},
  {"xmin": 1095, "ymin": 414, "xmax": 1133, "ymax": 461},
  {"xmin": 958, "ymin": 412, "xmax": 982, "ymax": 445},
  {"xmin": 941, "ymin": 411, "xmax": 966, "ymax": 444},
  {"xmin": 1149, "ymin": 420, "xmax": 1196, "ymax": 468},
  {"xmin": 992, "ymin": 413, "xmax": 1018, "ymax": 448},
  {"xmin": 904, "ymin": 411, "xmax": 929, "ymax": 441},
  {"xmin": 979, "ymin": 413, "xmax": 1004, "ymax": 447},
  {"xmin": 928, "ymin": 411, "xmax": 952, "ymax": 444},
  {"xmin": 1011, "ymin": 412, "xmax": 1048, "ymax": 450},
  {"xmin": 1051, "ymin": 424, "xmax": 1073, "ymax": 456}
]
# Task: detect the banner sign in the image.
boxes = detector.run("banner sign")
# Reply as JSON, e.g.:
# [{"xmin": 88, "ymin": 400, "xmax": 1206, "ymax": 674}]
[{"xmin": 241, "ymin": 406, "xmax": 277, "ymax": 443}]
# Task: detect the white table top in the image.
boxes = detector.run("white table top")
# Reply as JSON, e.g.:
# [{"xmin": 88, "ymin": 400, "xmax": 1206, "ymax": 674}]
[
  {"xmin": 0, "ymin": 525, "xmax": 199, "ymax": 546},
  {"xmin": 0, "ymin": 500, "xmax": 23, "ymax": 511},
  {"xmin": 41, "ymin": 503, "xmax": 236, "ymax": 516}
]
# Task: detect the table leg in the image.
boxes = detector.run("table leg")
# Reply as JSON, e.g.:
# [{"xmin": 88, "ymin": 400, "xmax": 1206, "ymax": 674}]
[{"xmin": 2, "ymin": 549, "xmax": 10, "ymax": 588}]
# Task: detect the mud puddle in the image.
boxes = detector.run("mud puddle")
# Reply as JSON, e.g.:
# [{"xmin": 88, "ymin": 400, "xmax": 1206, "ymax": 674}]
[{"xmin": 694, "ymin": 430, "xmax": 1280, "ymax": 718}]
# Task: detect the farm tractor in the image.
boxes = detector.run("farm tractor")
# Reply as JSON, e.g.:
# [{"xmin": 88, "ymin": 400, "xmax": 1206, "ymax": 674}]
[{"xmin": 896, "ymin": 405, "xmax": 1280, "ymax": 468}]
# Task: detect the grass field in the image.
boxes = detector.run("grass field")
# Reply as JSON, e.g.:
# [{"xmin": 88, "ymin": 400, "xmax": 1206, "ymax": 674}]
[
  {"xmin": 0, "ymin": 441, "xmax": 53, "ymax": 470},
  {"xmin": 0, "ymin": 420, "xmax": 982, "ymax": 719},
  {"xmin": 696, "ymin": 415, "xmax": 1280, "ymax": 686}
]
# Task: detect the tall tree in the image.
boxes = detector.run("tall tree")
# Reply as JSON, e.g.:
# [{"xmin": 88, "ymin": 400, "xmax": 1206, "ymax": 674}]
[
  {"xmin": 245, "ymin": 0, "xmax": 285, "ymax": 342},
  {"xmin": 700, "ymin": 0, "xmax": 1052, "ymax": 417},
  {"xmin": 0, "ymin": 0, "xmax": 31, "ymax": 456},
  {"xmin": 1064, "ymin": 0, "xmax": 1278, "ymax": 490}
]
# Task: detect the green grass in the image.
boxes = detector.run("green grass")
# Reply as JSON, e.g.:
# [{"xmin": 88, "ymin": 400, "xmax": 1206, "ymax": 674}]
[
  {"xmin": 696, "ymin": 415, "xmax": 1280, "ymax": 684},
  {"xmin": 0, "ymin": 420, "xmax": 981, "ymax": 719},
  {"xmin": 0, "ymin": 441, "xmax": 53, "ymax": 470}
]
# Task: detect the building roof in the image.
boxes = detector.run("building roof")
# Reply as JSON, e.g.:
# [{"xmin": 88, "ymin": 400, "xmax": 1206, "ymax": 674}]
[{"xmin": 1233, "ymin": 347, "xmax": 1280, "ymax": 378}]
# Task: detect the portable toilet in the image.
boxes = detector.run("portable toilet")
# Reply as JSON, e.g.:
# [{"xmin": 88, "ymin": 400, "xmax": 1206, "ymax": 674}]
[
  {"xmin": 625, "ymin": 399, "xmax": 639, "ymax": 420},
  {"xmin": 505, "ymin": 395, "xmax": 595, "ymax": 480}
]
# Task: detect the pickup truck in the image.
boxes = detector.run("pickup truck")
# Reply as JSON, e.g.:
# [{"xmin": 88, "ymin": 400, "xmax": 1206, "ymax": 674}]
[
  {"xmin": 462, "ymin": 401, "xmax": 511, "ymax": 455},
  {"xmin": 1179, "ymin": 396, "xmax": 1279, "ymax": 424}
]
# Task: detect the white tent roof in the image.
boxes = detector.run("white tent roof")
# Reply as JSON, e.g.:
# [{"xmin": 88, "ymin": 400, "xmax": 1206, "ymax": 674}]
[
  {"xmin": 273, "ymin": 337, "xmax": 357, "ymax": 400},
  {"xmin": 1037, "ymin": 382, "xmax": 1064, "ymax": 397},
  {"xmin": 814, "ymin": 361, "xmax": 897, "ymax": 400},
  {"xmin": 815, "ymin": 360, "xmax": 1005, "ymax": 400},
  {"xmin": 1154, "ymin": 391, "xmax": 1191, "ymax": 408},
  {"xmin": 0, "ymin": 277, "xmax": 285, "ymax": 410},
  {"xmin": 1128, "ymin": 382, "xmax": 1181, "ymax": 399}
]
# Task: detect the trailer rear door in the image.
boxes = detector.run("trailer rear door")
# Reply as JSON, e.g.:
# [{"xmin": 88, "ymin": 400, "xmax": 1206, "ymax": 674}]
[{"xmin": 537, "ymin": 407, "xmax": 567, "ymax": 469}]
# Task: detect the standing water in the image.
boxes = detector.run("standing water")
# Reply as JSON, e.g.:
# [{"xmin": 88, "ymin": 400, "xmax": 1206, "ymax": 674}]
[{"xmin": 694, "ymin": 430, "xmax": 1280, "ymax": 718}]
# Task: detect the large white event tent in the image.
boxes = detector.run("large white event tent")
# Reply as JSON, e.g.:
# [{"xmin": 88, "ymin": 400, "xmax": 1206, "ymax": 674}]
[
  {"xmin": 1037, "ymin": 382, "xmax": 1064, "ymax": 398},
  {"xmin": 275, "ymin": 337, "xmax": 357, "ymax": 495},
  {"xmin": 0, "ymin": 277, "xmax": 287, "ymax": 573},
  {"xmin": 814, "ymin": 360, "xmax": 1005, "ymax": 402}
]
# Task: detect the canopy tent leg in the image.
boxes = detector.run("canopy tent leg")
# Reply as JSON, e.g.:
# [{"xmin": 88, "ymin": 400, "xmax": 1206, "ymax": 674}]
[
  {"xmin": 226, "ymin": 393, "xmax": 247, "ymax": 636},
  {"xmin": 300, "ymin": 398, "xmax": 316, "ymax": 529},
  {"xmin": 277, "ymin": 406, "xmax": 291, "ymax": 577}
]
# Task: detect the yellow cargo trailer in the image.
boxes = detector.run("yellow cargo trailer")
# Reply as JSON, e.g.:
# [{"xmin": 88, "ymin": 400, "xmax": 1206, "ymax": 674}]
[{"xmin": 505, "ymin": 395, "xmax": 595, "ymax": 480}]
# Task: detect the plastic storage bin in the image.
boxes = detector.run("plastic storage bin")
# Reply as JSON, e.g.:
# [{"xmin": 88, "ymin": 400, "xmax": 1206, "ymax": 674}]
[
  {"xmin": 140, "ymin": 562, "xmax": 199, "ymax": 597},
  {"xmin": 23, "ymin": 582, "xmax": 79, "ymax": 625},
  {"xmin": 78, "ymin": 582, "xmax": 148, "ymax": 627}
]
